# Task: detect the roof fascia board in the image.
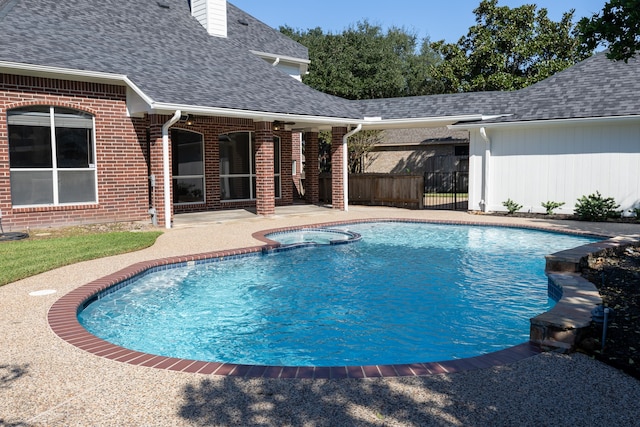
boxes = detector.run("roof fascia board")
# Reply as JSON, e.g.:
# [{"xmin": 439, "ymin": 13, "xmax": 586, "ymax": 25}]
[
  {"xmin": 149, "ymin": 102, "xmax": 358, "ymax": 126},
  {"xmin": 451, "ymin": 115, "xmax": 640, "ymax": 130},
  {"xmin": 0, "ymin": 61, "xmax": 154, "ymax": 109},
  {"xmin": 360, "ymin": 115, "xmax": 484, "ymax": 130}
]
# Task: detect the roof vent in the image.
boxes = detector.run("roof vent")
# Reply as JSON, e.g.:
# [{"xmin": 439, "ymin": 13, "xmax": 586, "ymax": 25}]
[
  {"xmin": 157, "ymin": 1, "xmax": 170, "ymax": 9},
  {"xmin": 237, "ymin": 19, "xmax": 249, "ymax": 26}
]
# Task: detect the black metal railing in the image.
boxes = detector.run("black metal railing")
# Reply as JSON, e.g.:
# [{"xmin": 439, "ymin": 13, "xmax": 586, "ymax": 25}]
[{"xmin": 423, "ymin": 171, "xmax": 469, "ymax": 210}]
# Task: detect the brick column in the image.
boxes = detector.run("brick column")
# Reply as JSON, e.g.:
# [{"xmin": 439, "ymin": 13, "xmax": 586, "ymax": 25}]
[
  {"xmin": 279, "ymin": 131, "xmax": 294, "ymax": 205},
  {"xmin": 254, "ymin": 121, "xmax": 275, "ymax": 216},
  {"xmin": 304, "ymin": 131, "xmax": 319, "ymax": 204},
  {"xmin": 331, "ymin": 126, "xmax": 347, "ymax": 210}
]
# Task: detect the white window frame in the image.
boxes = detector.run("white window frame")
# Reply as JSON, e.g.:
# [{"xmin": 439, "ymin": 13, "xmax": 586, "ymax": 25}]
[{"xmin": 8, "ymin": 106, "xmax": 98, "ymax": 207}]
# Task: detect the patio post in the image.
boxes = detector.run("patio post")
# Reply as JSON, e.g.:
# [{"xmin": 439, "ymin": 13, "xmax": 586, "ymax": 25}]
[
  {"xmin": 254, "ymin": 121, "xmax": 275, "ymax": 215},
  {"xmin": 331, "ymin": 126, "xmax": 347, "ymax": 210},
  {"xmin": 304, "ymin": 130, "xmax": 319, "ymax": 204}
]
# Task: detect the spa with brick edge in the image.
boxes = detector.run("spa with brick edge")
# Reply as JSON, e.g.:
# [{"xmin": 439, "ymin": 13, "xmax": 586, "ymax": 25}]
[{"xmin": 48, "ymin": 218, "xmax": 630, "ymax": 379}]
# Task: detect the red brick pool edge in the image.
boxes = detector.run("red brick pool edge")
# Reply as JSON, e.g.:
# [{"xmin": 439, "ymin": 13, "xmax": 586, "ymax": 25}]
[{"xmin": 48, "ymin": 218, "xmax": 633, "ymax": 378}]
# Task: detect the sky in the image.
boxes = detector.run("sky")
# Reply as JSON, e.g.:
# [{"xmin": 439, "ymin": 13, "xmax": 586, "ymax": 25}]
[{"xmin": 230, "ymin": 1, "xmax": 606, "ymax": 43}]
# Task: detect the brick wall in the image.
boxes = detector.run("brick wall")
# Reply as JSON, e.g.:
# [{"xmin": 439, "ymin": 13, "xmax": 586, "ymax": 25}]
[
  {"xmin": 0, "ymin": 73, "xmax": 308, "ymax": 229},
  {"xmin": 0, "ymin": 73, "xmax": 150, "ymax": 229}
]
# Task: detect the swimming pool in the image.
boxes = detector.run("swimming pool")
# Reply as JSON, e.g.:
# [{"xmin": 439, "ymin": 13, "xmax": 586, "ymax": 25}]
[{"xmin": 78, "ymin": 222, "xmax": 598, "ymax": 367}]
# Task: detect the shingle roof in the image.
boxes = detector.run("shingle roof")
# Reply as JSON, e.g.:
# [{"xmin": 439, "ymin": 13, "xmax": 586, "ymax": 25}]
[
  {"xmin": 227, "ymin": 3, "xmax": 308, "ymax": 60},
  {"xmin": 381, "ymin": 127, "xmax": 469, "ymax": 145},
  {"xmin": 0, "ymin": 0, "xmax": 358, "ymax": 119},
  {"xmin": 0, "ymin": 1, "xmax": 638, "ymax": 126},
  {"xmin": 354, "ymin": 91, "xmax": 518, "ymax": 120},
  {"xmin": 484, "ymin": 52, "xmax": 640, "ymax": 124}
]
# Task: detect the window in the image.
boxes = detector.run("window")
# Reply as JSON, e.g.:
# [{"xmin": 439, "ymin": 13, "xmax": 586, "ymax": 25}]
[
  {"xmin": 171, "ymin": 129, "xmax": 205, "ymax": 204},
  {"xmin": 8, "ymin": 106, "xmax": 96, "ymax": 206},
  {"xmin": 219, "ymin": 132, "xmax": 281, "ymax": 201}
]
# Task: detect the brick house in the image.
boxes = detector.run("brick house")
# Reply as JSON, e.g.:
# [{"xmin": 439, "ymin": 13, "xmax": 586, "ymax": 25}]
[
  {"xmin": 1, "ymin": 0, "xmax": 639, "ymax": 230},
  {"xmin": 0, "ymin": 0, "xmax": 366, "ymax": 229}
]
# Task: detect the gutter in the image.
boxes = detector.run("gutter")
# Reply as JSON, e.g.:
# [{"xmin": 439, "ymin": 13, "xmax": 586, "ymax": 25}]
[
  {"xmin": 342, "ymin": 124, "xmax": 363, "ymax": 211},
  {"xmin": 0, "ymin": 61, "xmax": 154, "ymax": 108},
  {"xmin": 161, "ymin": 110, "xmax": 182, "ymax": 229},
  {"xmin": 451, "ymin": 114, "xmax": 640, "ymax": 129}
]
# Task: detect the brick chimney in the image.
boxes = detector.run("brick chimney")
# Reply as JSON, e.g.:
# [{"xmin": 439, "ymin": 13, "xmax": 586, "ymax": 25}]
[{"xmin": 191, "ymin": 0, "xmax": 227, "ymax": 38}]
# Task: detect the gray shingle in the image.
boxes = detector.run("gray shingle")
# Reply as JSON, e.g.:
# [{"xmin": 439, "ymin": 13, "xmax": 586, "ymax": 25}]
[
  {"xmin": 0, "ymin": 0, "xmax": 357, "ymax": 119},
  {"xmin": 227, "ymin": 3, "xmax": 308, "ymax": 60},
  {"xmin": 1, "ymin": 1, "xmax": 638, "ymax": 125},
  {"xmin": 382, "ymin": 127, "xmax": 469, "ymax": 145}
]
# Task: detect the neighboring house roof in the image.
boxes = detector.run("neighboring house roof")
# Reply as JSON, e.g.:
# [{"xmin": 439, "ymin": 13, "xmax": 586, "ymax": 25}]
[{"xmin": 379, "ymin": 128, "xmax": 469, "ymax": 146}]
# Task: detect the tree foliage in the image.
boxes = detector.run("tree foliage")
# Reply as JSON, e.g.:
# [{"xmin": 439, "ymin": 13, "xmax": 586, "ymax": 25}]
[
  {"xmin": 281, "ymin": 22, "xmax": 441, "ymax": 99},
  {"xmin": 429, "ymin": 0, "xmax": 591, "ymax": 93},
  {"xmin": 348, "ymin": 130, "xmax": 385, "ymax": 173},
  {"xmin": 577, "ymin": 0, "xmax": 640, "ymax": 62}
]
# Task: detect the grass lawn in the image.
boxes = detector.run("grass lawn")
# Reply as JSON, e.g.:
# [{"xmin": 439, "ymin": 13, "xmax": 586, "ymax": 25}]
[{"xmin": 0, "ymin": 231, "xmax": 162, "ymax": 286}]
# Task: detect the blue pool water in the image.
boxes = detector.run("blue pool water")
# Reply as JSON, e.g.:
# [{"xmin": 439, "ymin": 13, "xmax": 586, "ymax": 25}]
[{"xmin": 78, "ymin": 222, "xmax": 598, "ymax": 367}]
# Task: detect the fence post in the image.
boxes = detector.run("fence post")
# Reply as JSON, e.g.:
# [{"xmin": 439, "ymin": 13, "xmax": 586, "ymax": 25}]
[{"xmin": 454, "ymin": 172, "xmax": 458, "ymax": 210}]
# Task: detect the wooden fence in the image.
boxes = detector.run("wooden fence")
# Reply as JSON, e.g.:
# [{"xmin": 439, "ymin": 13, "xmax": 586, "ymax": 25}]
[{"xmin": 319, "ymin": 173, "xmax": 424, "ymax": 209}]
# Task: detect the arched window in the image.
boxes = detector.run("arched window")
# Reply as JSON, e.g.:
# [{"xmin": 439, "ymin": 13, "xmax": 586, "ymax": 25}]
[
  {"xmin": 219, "ymin": 132, "xmax": 281, "ymax": 201},
  {"xmin": 8, "ymin": 106, "xmax": 97, "ymax": 206},
  {"xmin": 171, "ymin": 129, "xmax": 205, "ymax": 204}
]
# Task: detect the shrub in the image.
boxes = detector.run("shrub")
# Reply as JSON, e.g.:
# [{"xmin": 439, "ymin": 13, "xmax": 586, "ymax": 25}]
[
  {"xmin": 502, "ymin": 198, "xmax": 522, "ymax": 214},
  {"xmin": 541, "ymin": 201, "xmax": 565, "ymax": 215},
  {"xmin": 574, "ymin": 191, "xmax": 620, "ymax": 221}
]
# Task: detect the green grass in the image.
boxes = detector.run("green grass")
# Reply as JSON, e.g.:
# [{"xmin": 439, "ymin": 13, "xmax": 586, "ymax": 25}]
[{"xmin": 0, "ymin": 231, "xmax": 162, "ymax": 286}]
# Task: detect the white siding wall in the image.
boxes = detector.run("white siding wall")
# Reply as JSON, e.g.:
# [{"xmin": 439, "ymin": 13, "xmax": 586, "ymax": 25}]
[
  {"xmin": 468, "ymin": 120, "xmax": 640, "ymax": 214},
  {"xmin": 191, "ymin": 0, "xmax": 227, "ymax": 38}
]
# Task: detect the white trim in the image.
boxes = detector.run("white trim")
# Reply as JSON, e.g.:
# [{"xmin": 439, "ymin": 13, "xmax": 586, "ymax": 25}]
[
  {"xmin": 0, "ymin": 61, "xmax": 154, "ymax": 108},
  {"xmin": 452, "ymin": 114, "xmax": 640, "ymax": 130}
]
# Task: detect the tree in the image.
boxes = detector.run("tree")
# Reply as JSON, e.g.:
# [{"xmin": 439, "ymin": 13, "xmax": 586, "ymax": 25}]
[
  {"xmin": 316, "ymin": 130, "xmax": 384, "ymax": 174},
  {"xmin": 577, "ymin": 0, "xmax": 640, "ymax": 62},
  {"xmin": 348, "ymin": 130, "xmax": 385, "ymax": 173},
  {"xmin": 281, "ymin": 22, "xmax": 441, "ymax": 99},
  {"xmin": 429, "ymin": 0, "xmax": 591, "ymax": 93}
]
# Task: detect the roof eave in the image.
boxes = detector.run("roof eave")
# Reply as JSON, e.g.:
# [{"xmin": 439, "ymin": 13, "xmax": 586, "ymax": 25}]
[
  {"xmin": 148, "ymin": 101, "xmax": 359, "ymax": 127},
  {"xmin": 0, "ymin": 61, "xmax": 154, "ymax": 114},
  {"xmin": 451, "ymin": 114, "xmax": 640, "ymax": 129},
  {"xmin": 361, "ymin": 115, "xmax": 485, "ymax": 130}
]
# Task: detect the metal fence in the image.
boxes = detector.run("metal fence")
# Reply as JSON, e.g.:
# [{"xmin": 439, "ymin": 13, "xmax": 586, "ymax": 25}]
[{"xmin": 423, "ymin": 171, "xmax": 469, "ymax": 210}]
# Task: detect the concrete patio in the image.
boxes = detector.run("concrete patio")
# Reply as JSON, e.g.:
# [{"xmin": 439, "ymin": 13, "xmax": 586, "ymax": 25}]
[{"xmin": 2, "ymin": 206, "xmax": 640, "ymax": 426}]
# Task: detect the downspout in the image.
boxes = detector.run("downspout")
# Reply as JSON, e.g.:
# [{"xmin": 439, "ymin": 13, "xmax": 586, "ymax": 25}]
[
  {"xmin": 162, "ymin": 110, "xmax": 181, "ymax": 229},
  {"xmin": 479, "ymin": 127, "xmax": 491, "ymax": 213},
  {"xmin": 342, "ymin": 124, "xmax": 362, "ymax": 212}
]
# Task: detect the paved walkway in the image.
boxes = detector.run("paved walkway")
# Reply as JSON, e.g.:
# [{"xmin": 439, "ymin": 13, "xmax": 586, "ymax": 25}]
[{"xmin": 2, "ymin": 206, "xmax": 640, "ymax": 426}]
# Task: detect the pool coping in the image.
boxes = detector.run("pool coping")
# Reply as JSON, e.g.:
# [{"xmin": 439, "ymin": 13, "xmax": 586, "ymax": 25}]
[{"xmin": 47, "ymin": 218, "xmax": 628, "ymax": 379}]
